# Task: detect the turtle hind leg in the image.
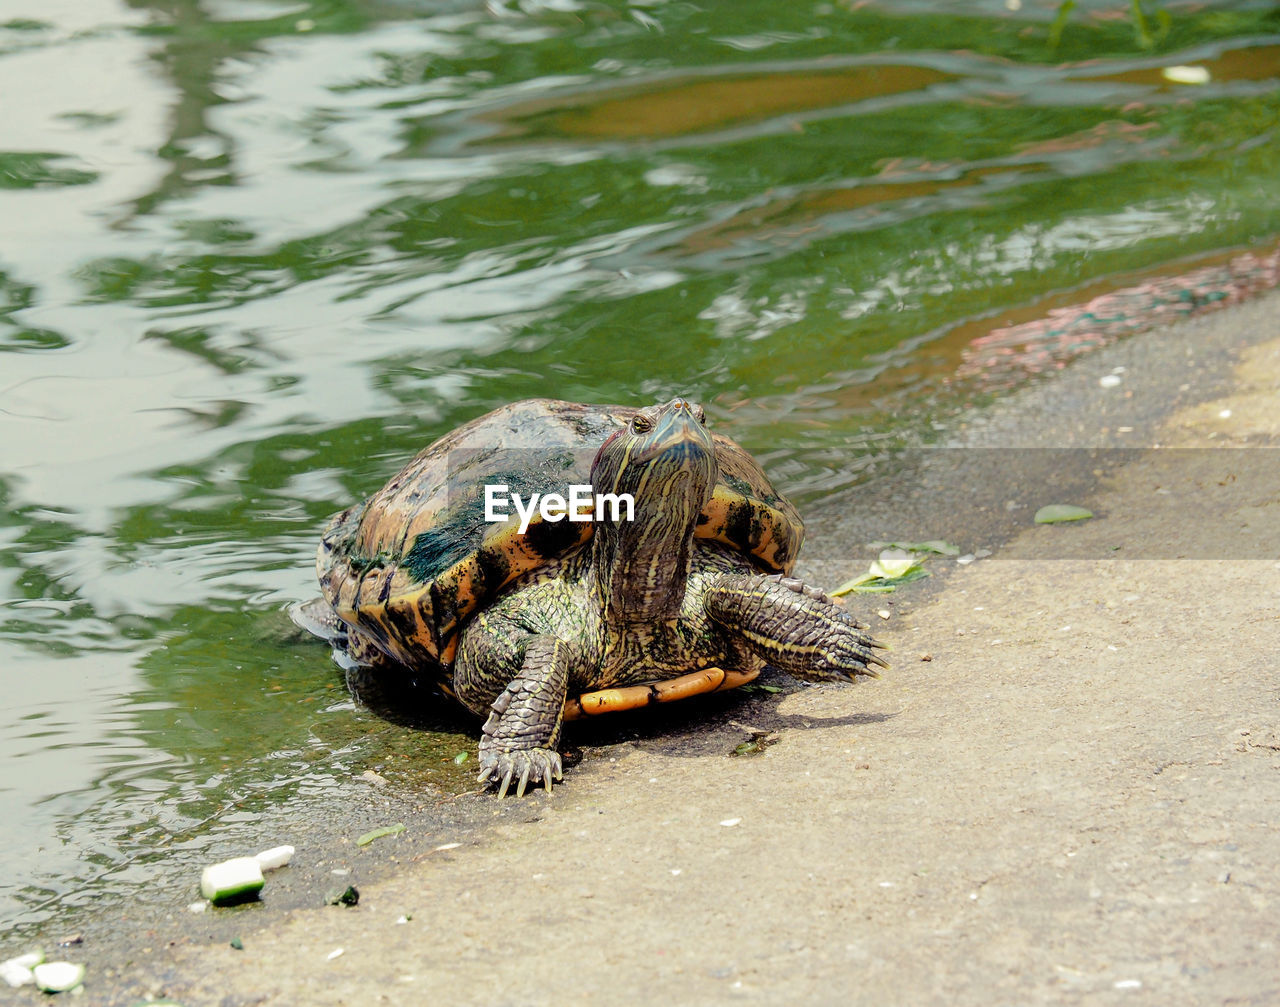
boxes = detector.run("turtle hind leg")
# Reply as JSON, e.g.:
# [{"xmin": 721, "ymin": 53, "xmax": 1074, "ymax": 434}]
[
  {"xmin": 704, "ymin": 573, "xmax": 889, "ymax": 682},
  {"xmin": 456, "ymin": 624, "xmax": 574, "ymax": 798}
]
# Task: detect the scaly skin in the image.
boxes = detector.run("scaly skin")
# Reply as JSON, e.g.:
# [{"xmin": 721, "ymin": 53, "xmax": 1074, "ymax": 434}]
[
  {"xmin": 703, "ymin": 573, "xmax": 885, "ymax": 680},
  {"xmin": 454, "ymin": 543, "xmax": 884, "ymax": 796},
  {"xmin": 476, "ymin": 636, "xmax": 571, "ymax": 798},
  {"xmin": 449, "ymin": 397, "xmax": 886, "ymax": 797}
]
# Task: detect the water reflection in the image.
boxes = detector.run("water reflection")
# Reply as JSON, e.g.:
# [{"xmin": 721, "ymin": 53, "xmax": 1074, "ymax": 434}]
[{"xmin": 0, "ymin": 0, "xmax": 1278, "ymax": 934}]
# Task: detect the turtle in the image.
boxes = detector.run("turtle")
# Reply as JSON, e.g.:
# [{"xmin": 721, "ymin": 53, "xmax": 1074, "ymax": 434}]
[
  {"xmin": 296, "ymin": 397, "xmax": 886, "ymax": 797},
  {"xmin": 297, "ymin": 398, "xmax": 803, "ymax": 674}
]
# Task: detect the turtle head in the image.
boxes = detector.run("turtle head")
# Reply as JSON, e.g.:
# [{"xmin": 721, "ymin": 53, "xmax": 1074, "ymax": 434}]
[{"xmin": 590, "ymin": 398, "xmax": 717, "ymax": 622}]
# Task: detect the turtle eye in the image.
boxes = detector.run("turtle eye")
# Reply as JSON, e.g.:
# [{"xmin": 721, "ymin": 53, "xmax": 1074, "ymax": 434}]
[{"xmin": 631, "ymin": 415, "xmax": 653, "ymax": 434}]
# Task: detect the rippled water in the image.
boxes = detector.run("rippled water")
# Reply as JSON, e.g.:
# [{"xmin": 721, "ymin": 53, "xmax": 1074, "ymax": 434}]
[{"xmin": 2, "ymin": 0, "xmax": 1278, "ymax": 934}]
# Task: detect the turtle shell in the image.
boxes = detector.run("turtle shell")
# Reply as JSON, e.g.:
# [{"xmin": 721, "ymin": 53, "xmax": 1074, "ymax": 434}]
[{"xmin": 317, "ymin": 398, "xmax": 802, "ymax": 672}]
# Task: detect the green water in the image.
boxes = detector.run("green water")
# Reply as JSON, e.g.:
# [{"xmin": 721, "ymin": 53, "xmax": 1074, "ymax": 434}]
[{"xmin": 1, "ymin": 0, "xmax": 1278, "ymax": 934}]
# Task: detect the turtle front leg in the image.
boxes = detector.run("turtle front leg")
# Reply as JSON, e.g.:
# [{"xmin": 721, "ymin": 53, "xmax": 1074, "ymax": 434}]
[
  {"xmin": 704, "ymin": 573, "xmax": 889, "ymax": 681},
  {"xmin": 455, "ymin": 623, "xmax": 573, "ymax": 797}
]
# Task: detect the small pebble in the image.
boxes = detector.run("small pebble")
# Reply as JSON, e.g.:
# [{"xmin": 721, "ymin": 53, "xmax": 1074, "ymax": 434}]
[
  {"xmin": 920, "ymin": 653, "xmax": 932, "ymax": 662},
  {"xmin": 719, "ymin": 818, "xmax": 742, "ymax": 828},
  {"xmin": 1114, "ymin": 979, "xmax": 1143, "ymax": 989},
  {"xmin": 1, "ymin": 960, "xmax": 34, "ymax": 989},
  {"xmin": 187, "ymin": 901, "xmax": 208, "ymax": 914},
  {"xmin": 327, "ymin": 948, "xmax": 345, "ymax": 961},
  {"xmin": 255, "ymin": 845, "xmax": 294, "ymax": 871},
  {"xmin": 956, "ymin": 554, "xmax": 975, "ymax": 565},
  {"xmin": 32, "ymin": 962, "xmax": 85, "ymax": 993},
  {"xmin": 434, "ymin": 843, "xmax": 462, "ymax": 852},
  {"xmin": 877, "ymin": 609, "xmax": 891, "ymax": 620}
]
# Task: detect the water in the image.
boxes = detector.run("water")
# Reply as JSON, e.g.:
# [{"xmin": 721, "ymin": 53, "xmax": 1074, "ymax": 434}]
[{"xmin": 1, "ymin": 0, "xmax": 1278, "ymax": 936}]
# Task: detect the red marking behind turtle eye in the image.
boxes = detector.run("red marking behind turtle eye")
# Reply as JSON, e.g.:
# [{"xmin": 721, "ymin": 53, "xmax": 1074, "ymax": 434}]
[{"xmin": 591, "ymin": 429, "xmax": 623, "ymax": 472}]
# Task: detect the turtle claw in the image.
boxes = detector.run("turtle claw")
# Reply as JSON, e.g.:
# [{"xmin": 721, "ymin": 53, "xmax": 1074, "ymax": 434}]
[{"xmin": 478, "ymin": 747, "xmax": 563, "ymax": 798}]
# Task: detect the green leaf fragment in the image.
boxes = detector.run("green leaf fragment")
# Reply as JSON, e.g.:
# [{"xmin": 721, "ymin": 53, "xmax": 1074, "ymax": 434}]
[
  {"xmin": 1034, "ymin": 504, "xmax": 1094, "ymax": 524},
  {"xmin": 869, "ymin": 555, "xmax": 915, "ymax": 579},
  {"xmin": 867, "ymin": 540, "xmax": 960, "ymax": 556},
  {"xmin": 453, "ymin": 751, "xmax": 469, "ymax": 765},
  {"xmin": 831, "ymin": 561, "xmax": 929, "ymax": 597},
  {"xmin": 1048, "ymin": 0, "xmax": 1075, "ymax": 48},
  {"xmin": 830, "ymin": 572, "xmax": 884, "ymax": 596},
  {"xmin": 1130, "ymin": 0, "xmax": 1156, "ymax": 48},
  {"xmin": 325, "ymin": 885, "xmax": 360, "ymax": 906},
  {"xmin": 356, "ymin": 823, "xmax": 405, "ymax": 846}
]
